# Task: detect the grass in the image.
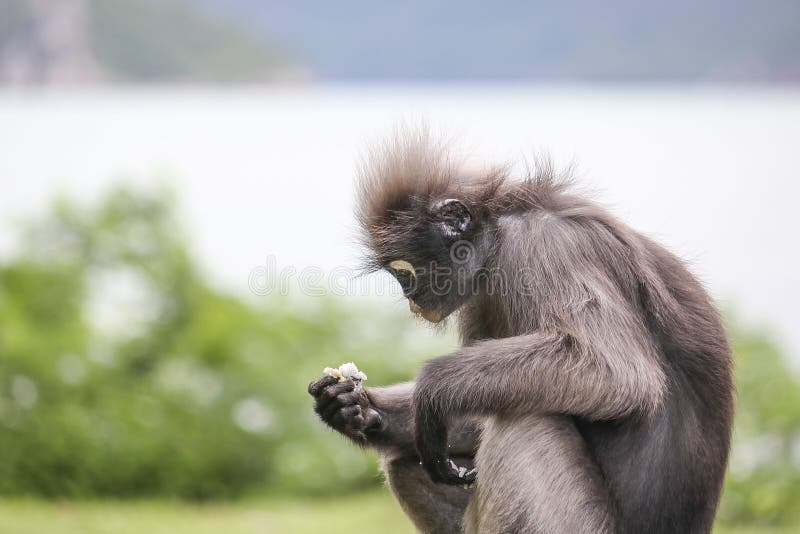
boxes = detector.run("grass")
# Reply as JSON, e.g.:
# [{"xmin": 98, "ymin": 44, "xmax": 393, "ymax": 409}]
[
  {"xmin": 0, "ymin": 491, "xmax": 791, "ymax": 534},
  {"xmin": 0, "ymin": 491, "xmax": 415, "ymax": 534}
]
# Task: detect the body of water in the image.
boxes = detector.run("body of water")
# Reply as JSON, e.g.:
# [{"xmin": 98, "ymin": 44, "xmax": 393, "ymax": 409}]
[{"xmin": 1, "ymin": 85, "xmax": 798, "ymax": 356}]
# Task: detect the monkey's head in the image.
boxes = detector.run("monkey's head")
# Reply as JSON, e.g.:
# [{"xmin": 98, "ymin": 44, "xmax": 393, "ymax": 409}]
[{"xmin": 357, "ymin": 130, "xmax": 494, "ymax": 323}]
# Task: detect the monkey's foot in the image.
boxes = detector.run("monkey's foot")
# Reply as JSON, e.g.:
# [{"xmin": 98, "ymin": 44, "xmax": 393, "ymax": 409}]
[{"xmin": 448, "ymin": 458, "xmax": 477, "ymax": 489}]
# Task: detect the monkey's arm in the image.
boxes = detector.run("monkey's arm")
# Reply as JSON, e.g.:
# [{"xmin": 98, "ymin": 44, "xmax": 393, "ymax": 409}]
[
  {"xmin": 414, "ymin": 305, "xmax": 667, "ymax": 484},
  {"xmin": 309, "ymin": 378, "xmax": 479, "ymax": 457},
  {"xmin": 363, "ymin": 382, "xmax": 416, "ymax": 452}
]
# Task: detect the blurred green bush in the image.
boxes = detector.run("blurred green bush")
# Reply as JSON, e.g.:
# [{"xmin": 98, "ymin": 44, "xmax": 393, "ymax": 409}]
[
  {"xmin": 717, "ymin": 322, "xmax": 800, "ymax": 527},
  {"xmin": 0, "ymin": 187, "xmax": 797, "ymax": 527},
  {"xmin": 0, "ymin": 187, "xmax": 452, "ymax": 499}
]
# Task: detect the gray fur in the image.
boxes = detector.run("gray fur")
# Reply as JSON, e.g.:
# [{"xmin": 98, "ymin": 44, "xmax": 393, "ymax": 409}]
[{"xmin": 309, "ymin": 130, "xmax": 733, "ymax": 533}]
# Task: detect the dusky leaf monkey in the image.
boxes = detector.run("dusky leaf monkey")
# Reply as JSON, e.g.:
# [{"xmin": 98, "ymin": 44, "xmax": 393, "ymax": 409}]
[{"xmin": 308, "ymin": 129, "xmax": 733, "ymax": 533}]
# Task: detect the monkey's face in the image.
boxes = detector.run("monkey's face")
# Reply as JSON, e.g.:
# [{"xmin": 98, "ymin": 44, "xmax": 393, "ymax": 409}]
[{"xmin": 381, "ymin": 198, "xmax": 482, "ymax": 324}]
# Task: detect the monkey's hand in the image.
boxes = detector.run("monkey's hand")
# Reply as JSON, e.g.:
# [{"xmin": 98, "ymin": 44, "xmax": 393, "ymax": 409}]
[
  {"xmin": 414, "ymin": 387, "xmax": 478, "ymax": 486},
  {"xmin": 308, "ymin": 375, "xmax": 382, "ymax": 445}
]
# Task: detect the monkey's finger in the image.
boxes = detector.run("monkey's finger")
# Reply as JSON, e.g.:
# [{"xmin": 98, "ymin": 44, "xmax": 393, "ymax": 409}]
[
  {"xmin": 308, "ymin": 375, "xmax": 338, "ymax": 396},
  {"xmin": 330, "ymin": 405, "xmax": 363, "ymax": 429},
  {"xmin": 424, "ymin": 457, "xmax": 472, "ymax": 486},
  {"xmin": 336, "ymin": 391, "xmax": 363, "ymax": 407},
  {"xmin": 314, "ymin": 384, "xmax": 353, "ymax": 417},
  {"xmin": 319, "ymin": 390, "xmax": 363, "ymax": 418},
  {"xmin": 438, "ymin": 468, "xmax": 470, "ymax": 486},
  {"xmin": 445, "ymin": 459, "xmax": 477, "ymax": 484},
  {"xmin": 462, "ymin": 467, "xmax": 478, "ymax": 484},
  {"xmin": 317, "ymin": 387, "xmax": 355, "ymax": 418},
  {"xmin": 333, "ymin": 390, "xmax": 363, "ymax": 405},
  {"xmin": 319, "ymin": 392, "xmax": 356, "ymax": 419},
  {"xmin": 345, "ymin": 409, "xmax": 365, "ymax": 431},
  {"xmin": 446, "ymin": 459, "xmax": 477, "ymax": 482},
  {"xmin": 362, "ymin": 408, "xmax": 382, "ymax": 433},
  {"xmin": 317, "ymin": 380, "xmax": 355, "ymax": 403}
]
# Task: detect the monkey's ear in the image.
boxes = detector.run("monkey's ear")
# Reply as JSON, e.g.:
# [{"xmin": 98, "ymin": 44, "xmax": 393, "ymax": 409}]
[{"xmin": 431, "ymin": 198, "xmax": 472, "ymax": 238}]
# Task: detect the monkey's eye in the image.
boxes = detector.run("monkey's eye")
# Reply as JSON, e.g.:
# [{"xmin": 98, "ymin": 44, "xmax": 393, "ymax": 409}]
[
  {"xmin": 388, "ymin": 260, "xmax": 418, "ymax": 296},
  {"xmin": 393, "ymin": 268, "xmax": 416, "ymax": 295}
]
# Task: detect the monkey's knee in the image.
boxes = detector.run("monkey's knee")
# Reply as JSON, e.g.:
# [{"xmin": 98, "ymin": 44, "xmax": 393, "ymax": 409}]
[{"xmin": 381, "ymin": 455, "xmax": 471, "ymax": 534}]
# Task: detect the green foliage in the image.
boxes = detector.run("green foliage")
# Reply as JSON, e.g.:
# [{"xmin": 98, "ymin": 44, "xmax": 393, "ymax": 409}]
[
  {"xmin": 717, "ymin": 321, "xmax": 800, "ymax": 527},
  {"xmin": 0, "ymin": 186, "xmax": 798, "ymax": 530},
  {"xmin": 0, "ymin": 186, "xmax": 451, "ymax": 499}
]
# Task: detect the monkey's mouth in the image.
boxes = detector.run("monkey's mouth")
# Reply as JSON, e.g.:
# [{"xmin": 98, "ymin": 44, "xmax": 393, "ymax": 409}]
[
  {"xmin": 408, "ymin": 299, "xmax": 445, "ymax": 324},
  {"xmin": 388, "ymin": 259, "xmax": 446, "ymax": 323}
]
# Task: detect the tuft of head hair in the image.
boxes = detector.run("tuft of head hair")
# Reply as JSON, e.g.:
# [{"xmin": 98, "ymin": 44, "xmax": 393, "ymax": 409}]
[
  {"xmin": 355, "ymin": 127, "xmax": 574, "ymax": 269},
  {"xmin": 357, "ymin": 127, "xmax": 453, "ymax": 233}
]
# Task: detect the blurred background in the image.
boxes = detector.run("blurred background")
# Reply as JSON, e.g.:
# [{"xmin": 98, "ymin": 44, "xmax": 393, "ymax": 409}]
[{"xmin": 1, "ymin": 1, "xmax": 799, "ymax": 532}]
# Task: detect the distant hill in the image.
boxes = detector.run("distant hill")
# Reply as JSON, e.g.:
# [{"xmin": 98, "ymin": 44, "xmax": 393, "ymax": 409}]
[
  {"xmin": 196, "ymin": 0, "xmax": 800, "ymax": 83},
  {"xmin": 89, "ymin": 0, "xmax": 296, "ymax": 83},
  {"xmin": 0, "ymin": 0, "xmax": 296, "ymax": 84},
  {"xmin": 3, "ymin": 0, "xmax": 798, "ymax": 84}
]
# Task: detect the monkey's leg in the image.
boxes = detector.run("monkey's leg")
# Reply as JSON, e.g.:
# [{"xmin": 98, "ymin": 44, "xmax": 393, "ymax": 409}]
[
  {"xmin": 370, "ymin": 384, "xmax": 478, "ymax": 534},
  {"xmin": 310, "ymin": 380, "xmax": 480, "ymax": 532},
  {"xmin": 382, "ymin": 453, "xmax": 473, "ymax": 534},
  {"xmin": 465, "ymin": 414, "xmax": 616, "ymax": 534}
]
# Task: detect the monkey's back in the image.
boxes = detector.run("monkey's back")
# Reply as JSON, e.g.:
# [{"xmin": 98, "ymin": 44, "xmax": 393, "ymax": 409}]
[
  {"xmin": 572, "ymin": 236, "xmax": 733, "ymax": 533},
  {"xmin": 464, "ymin": 226, "xmax": 734, "ymax": 533},
  {"xmin": 577, "ymin": 370, "xmax": 732, "ymax": 533},
  {"xmin": 589, "ymin": 237, "xmax": 733, "ymax": 533}
]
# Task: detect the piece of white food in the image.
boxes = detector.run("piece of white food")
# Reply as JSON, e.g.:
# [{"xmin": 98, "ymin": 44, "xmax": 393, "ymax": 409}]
[{"xmin": 323, "ymin": 362, "xmax": 368, "ymax": 389}]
